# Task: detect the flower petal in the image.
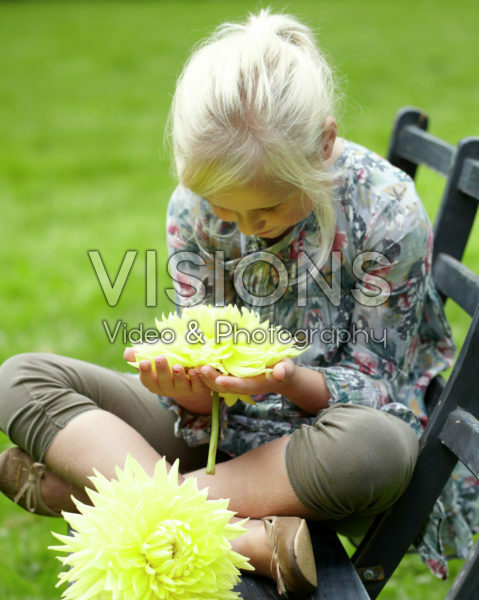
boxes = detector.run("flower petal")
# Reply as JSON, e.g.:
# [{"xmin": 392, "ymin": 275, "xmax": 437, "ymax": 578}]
[{"xmin": 50, "ymin": 456, "xmax": 251, "ymax": 599}]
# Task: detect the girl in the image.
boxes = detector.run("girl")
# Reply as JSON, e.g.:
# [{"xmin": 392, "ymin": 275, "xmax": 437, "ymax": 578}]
[{"xmin": 0, "ymin": 8, "xmax": 458, "ymax": 594}]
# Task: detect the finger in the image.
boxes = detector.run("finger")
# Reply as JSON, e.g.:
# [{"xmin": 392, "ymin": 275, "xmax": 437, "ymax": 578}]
[
  {"xmin": 198, "ymin": 365, "xmax": 221, "ymax": 384},
  {"xmin": 204, "ymin": 373, "xmax": 262, "ymax": 395},
  {"xmin": 272, "ymin": 360, "xmax": 294, "ymax": 382},
  {"xmin": 155, "ymin": 356, "xmax": 174, "ymax": 391},
  {"xmin": 198, "ymin": 366, "xmax": 270, "ymax": 395},
  {"xmin": 138, "ymin": 359, "xmax": 158, "ymax": 392},
  {"xmin": 189, "ymin": 369, "xmax": 211, "ymax": 395},
  {"xmin": 171, "ymin": 364, "xmax": 192, "ymax": 395},
  {"xmin": 123, "ymin": 347, "xmax": 136, "ymax": 362},
  {"xmin": 272, "ymin": 363, "xmax": 286, "ymax": 381},
  {"xmin": 212, "ymin": 374, "xmax": 240, "ymax": 387}
]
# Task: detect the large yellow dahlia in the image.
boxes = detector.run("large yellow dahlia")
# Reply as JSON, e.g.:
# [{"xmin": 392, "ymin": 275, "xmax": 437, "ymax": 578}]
[
  {"xmin": 129, "ymin": 304, "xmax": 306, "ymax": 473},
  {"xmin": 50, "ymin": 456, "xmax": 252, "ymax": 600},
  {"xmin": 130, "ymin": 304, "xmax": 305, "ymax": 400}
]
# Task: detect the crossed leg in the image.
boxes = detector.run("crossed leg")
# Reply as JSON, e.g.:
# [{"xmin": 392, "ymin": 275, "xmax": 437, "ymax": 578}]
[
  {"xmin": 43, "ymin": 408, "xmax": 316, "ymax": 577},
  {"xmin": 0, "ymin": 353, "xmax": 418, "ymax": 580},
  {"xmin": 0, "ymin": 353, "xmax": 314, "ymax": 578}
]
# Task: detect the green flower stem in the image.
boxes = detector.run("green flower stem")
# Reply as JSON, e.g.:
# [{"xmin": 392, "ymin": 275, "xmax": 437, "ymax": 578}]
[{"xmin": 206, "ymin": 391, "xmax": 220, "ymax": 475}]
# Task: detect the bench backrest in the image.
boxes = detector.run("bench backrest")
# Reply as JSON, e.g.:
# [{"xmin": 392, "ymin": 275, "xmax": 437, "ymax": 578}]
[{"xmin": 352, "ymin": 107, "xmax": 479, "ymax": 599}]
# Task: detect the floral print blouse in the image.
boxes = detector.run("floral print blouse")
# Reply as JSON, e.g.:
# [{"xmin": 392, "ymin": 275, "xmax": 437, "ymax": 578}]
[{"xmin": 162, "ymin": 140, "xmax": 478, "ymax": 578}]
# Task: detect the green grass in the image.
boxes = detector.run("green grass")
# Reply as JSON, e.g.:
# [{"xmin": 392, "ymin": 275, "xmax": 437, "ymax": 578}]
[{"xmin": 0, "ymin": 0, "xmax": 478, "ymax": 597}]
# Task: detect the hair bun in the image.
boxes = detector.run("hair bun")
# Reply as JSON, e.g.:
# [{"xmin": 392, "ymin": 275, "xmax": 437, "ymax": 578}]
[{"xmin": 244, "ymin": 7, "xmax": 318, "ymax": 54}]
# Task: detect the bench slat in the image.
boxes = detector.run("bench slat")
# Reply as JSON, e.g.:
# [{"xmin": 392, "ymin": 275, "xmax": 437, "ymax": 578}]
[
  {"xmin": 440, "ymin": 408, "xmax": 479, "ymax": 479},
  {"xmin": 458, "ymin": 157, "xmax": 479, "ymax": 200},
  {"xmin": 432, "ymin": 137, "xmax": 479, "ymax": 266},
  {"xmin": 433, "ymin": 254, "xmax": 479, "ymax": 317},
  {"xmin": 234, "ymin": 574, "xmax": 281, "ymax": 599},
  {"xmin": 445, "ymin": 539, "xmax": 479, "ymax": 600},
  {"xmin": 308, "ymin": 524, "xmax": 369, "ymax": 599},
  {"xmin": 396, "ymin": 126, "xmax": 455, "ymax": 176}
]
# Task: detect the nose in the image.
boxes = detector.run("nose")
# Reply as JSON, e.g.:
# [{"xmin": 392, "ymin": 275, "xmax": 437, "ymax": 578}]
[{"xmin": 237, "ymin": 213, "xmax": 267, "ymax": 236}]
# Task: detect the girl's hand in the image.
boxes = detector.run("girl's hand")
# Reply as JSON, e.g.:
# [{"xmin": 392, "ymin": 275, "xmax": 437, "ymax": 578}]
[
  {"xmin": 195, "ymin": 359, "xmax": 331, "ymax": 415},
  {"xmin": 123, "ymin": 348, "xmax": 214, "ymax": 414},
  {"xmin": 193, "ymin": 358, "xmax": 297, "ymax": 397}
]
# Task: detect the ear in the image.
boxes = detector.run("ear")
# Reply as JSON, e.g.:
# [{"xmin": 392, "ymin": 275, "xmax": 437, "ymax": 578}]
[{"xmin": 322, "ymin": 117, "xmax": 337, "ymax": 161}]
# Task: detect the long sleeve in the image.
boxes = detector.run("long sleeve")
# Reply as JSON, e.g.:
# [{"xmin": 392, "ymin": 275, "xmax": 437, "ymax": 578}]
[
  {"xmin": 325, "ymin": 186, "xmax": 429, "ymax": 406},
  {"xmin": 304, "ymin": 174, "xmax": 454, "ymax": 428}
]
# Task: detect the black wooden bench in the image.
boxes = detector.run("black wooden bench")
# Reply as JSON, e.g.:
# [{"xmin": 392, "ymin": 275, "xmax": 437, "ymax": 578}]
[{"xmin": 235, "ymin": 107, "xmax": 479, "ymax": 599}]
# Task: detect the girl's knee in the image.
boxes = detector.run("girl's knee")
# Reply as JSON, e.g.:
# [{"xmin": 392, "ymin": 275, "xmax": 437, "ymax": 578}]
[
  {"xmin": 0, "ymin": 352, "xmax": 57, "ymax": 386},
  {"xmin": 0, "ymin": 353, "xmax": 28, "ymax": 380},
  {"xmin": 0, "ymin": 353, "xmax": 94, "ymax": 461},
  {"xmin": 285, "ymin": 404, "xmax": 419, "ymax": 520}
]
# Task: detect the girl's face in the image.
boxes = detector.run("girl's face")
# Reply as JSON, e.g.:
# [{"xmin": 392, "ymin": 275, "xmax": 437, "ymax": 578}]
[{"xmin": 205, "ymin": 185, "xmax": 313, "ymax": 241}]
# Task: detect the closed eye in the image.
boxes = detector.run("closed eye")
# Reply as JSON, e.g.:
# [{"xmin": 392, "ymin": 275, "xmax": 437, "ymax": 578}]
[
  {"xmin": 206, "ymin": 199, "xmax": 284, "ymax": 215},
  {"xmin": 208, "ymin": 204, "xmax": 233, "ymax": 217},
  {"xmin": 260, "ymin": 204, "xmax": 281, "ymax": 212}
]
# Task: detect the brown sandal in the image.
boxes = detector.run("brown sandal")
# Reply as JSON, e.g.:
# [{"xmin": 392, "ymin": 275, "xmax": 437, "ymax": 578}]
[
  {"xmin": 0, "ymin": 447, "xmax": 60, "ymax": 517},
  {"xmin": 263, "ymin": 516, "xmax": 317, "ymax": 596}
]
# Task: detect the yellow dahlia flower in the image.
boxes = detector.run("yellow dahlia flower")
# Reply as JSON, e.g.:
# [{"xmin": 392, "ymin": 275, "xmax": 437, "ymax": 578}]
[
  {"xmin": 50, "ymin": 456, "xmax": 252, "ymax": 600},
  {"xmin": 130, "ymin": 304, "xmax": 305, "ymax": 407},
  {"xmin": 129, "ymin": 304, "xmax": 307, "ymax": 473}
]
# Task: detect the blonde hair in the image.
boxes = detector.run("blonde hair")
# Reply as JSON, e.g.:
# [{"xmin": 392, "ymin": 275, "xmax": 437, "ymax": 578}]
[{"xmin": 166, "ymin": 7, "xmax": 339, "ymax": 265}]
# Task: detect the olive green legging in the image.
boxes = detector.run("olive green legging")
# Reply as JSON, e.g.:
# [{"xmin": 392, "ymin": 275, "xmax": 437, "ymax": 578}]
[{"xmin": 0, "ymin": 352, "xmax": 419, "ymax": 535}]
